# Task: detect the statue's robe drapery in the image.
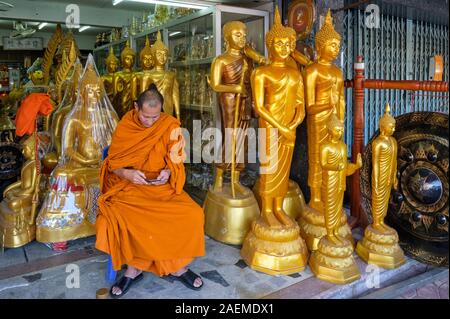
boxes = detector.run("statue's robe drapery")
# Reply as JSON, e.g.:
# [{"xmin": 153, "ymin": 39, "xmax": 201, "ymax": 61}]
[
  {"xmin": 95, "ymin": 111, "xmax": 205, "ymax": 275},
  {"xmin": 149, "ymin": 71, "xmax": 178, "ymax": 117},
  {"xmin": 113, "ymin": 71, "xmax": 134, "ymax": 118}
]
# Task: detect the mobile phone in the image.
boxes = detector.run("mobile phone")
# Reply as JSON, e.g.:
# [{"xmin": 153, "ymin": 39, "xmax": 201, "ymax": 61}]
[{"xmin": 145, "ymin": 178, "xmax": 159, "ymax": 184}]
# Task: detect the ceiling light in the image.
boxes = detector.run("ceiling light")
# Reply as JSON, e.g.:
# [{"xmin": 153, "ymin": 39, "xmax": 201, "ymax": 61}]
[
  {"xmin": 113, "ymin": 0, "xmax": 210, "ymax": 10},
  {"xmin": 38, "ymin": 22, "xmax": 48, "ymax": 30},
  {"xmin": 79, "ymin": 26, "xmax": 91, "ymax": 32},
  {"xmin": 169, "ymin": 31, "xmax": 181, "ymax": 37}
]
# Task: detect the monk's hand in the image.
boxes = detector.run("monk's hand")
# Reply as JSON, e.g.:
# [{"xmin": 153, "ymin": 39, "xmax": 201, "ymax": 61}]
[
  {"xmin": 154, "ymin": 169, "xmax": 171, "ymax": 185},
  {"xmin": 125, "ymin": 169, "xmax": 148, "ymax": 185}
]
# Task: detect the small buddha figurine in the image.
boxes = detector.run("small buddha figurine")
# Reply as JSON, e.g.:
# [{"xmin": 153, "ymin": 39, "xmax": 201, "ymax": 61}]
[
  {"xmin": 146, "ymin": 31, "xmax": 180, "ymax": 120},
  {"xmin": 113, "ymin": 40, "xmax": 135, "ymax": 118},
  {"xmin": 203, "ymin": 20, "xmax": 266, "ymax": 245},
  {"xmin": 36, "ymin": 55, "xmax": 118, "ymax": 248},
  {"xmin": 309, "ymin": 115, "xmax": 362, "ymax": 284},
  {"xmin": 298, "ymin": 9, "xmax": 352, "ymax": 251},
  {"xmin": 241, "ymin": 7, "xmax": 309, "ymax": 275},
  {"xmin": 0, "ymin": 134, "xmax": 39, "ymax": 248},
  {"xmin": 356, "ymin": 104, "xmax": 406, "ymax": 268},
  {"xmin": 101, "ymin": 46, "xmax": 119, "ymax": 104},
  {"xmin": 131, "ymin": 36, "xmax": 154, "ymax": 102}
]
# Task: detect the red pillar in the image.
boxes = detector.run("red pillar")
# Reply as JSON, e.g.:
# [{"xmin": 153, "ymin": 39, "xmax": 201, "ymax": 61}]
[{"xmin": 350, "ymin": 56, "xmax": 368, "ymax": 228}]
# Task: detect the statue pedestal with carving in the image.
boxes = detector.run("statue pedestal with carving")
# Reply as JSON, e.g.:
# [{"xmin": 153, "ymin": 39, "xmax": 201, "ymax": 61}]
[
  {"xmin": 0, "ymin": 199, "xmax": 35, "ymax": 248},
  {"xmin": 309, "ymin": 236, "xmax": 360, "ymax": 284},
  {"xmin": 356, "ymin": 225, "xmax": 405, "ymax": 269},
  {"xmin": 241, "ymin": 218, "xmax": 309, "ymax": 275},
  {"xmin": 203, "ymin": 184, "xmax": 259, "ymax": 245},
  {"xmin": 298, "ymin": 207, "xmax": 353, "ymax": 251}
]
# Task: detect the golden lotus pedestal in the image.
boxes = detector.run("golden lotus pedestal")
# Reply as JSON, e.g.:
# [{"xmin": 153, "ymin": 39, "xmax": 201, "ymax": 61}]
[
  {"xmin": 356, "ymin": 225, "xmax": 406, "ymax": 269},
  {"xmin": 0, "ymin": 200, "xmax": 35, "ymax": 248},
  {"xmin": 309, "ymin": 236, "xmax": 361, "ymax": 284},
  {"xmin": 241, "ymin": 218, "xmax": 309, "ymax": 275},
  {"xmin": 298, "ymin": 205, "xmax": 353, "ymax": 251},
  {"xmin": 203, "ymin": 184, "xmax": 260, "ymax": 245},
  {"xmin": 253, "ymin": 179, "xmax": 306, "ymax": 220}
]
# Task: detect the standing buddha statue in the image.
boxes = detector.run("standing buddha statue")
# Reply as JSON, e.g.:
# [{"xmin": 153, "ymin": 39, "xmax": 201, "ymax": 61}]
[
  {"xmin": 147, "ymin": 31, "xmax": 180, "ymax": 120},
  {"xmin": 356, "ymin": 104, "xmax": 406, "ymax": 268},
  {"xmin": 241, "ymin": 7, "xmax": 309, "ymax": 275},
  {"xmin": 113, "ymin": 40, "xmax": 135, "ymax": 118},
  {"xmin": 131, "ymin": 36, "xmax": 154, "ymax": 102},
  {"xmin": 203, "ymin": 20, "xmax": 267, "ymax": 245},
  {"xmin": 36, "ymin": 55, "xmax": 118, "ymax": 249},
  {"xmin": 101, "ymin": 46, "xmax": 119, "ymax": 104},
  {"xmin": 299, "ymin": 9, "xmax": 353, "ymax": 251},
  {"xmin": 309, "ymin": 115, "xmax": 362, "ymax": 284}
]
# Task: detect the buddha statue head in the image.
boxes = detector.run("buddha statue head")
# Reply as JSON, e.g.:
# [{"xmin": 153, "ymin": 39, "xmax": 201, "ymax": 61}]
[
  {"xmin": 266, "ymin": 6, "xmax": 297, "ymax": 61},
  {"xmin": 380, "ymin": 103, "xmax": 396, "ymax": 136},
  {"xmin": 315, "ymin": 9, "xmax": 341, "ymax": 61},
  {"xmin": 223, "ymin": 21, "xmax": 247, "ymax": 51},
  {"xmin": 21, "ymin": 134, "xmax": 36, "ymax": 161},
  {"xmin": 151, "ymin": 31, "xmax": 169, "ymax": 67},
  {"xmin": 327, "ymin": 113, "xmax": 344, "ymax": 141},
  {"xmin": 105, "ymin": 46, "xmax": 119, "ymax": 74},
  {"xmin": 120, "ymin": 40, "xmax": 136, "ymax": 70},
  {"xmin": 139, "ymin": 36, "xmax": 154, "ymax": 70}
]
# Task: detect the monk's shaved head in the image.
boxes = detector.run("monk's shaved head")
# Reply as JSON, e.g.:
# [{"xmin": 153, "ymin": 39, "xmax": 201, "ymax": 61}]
[{"xmin": 137, "ymin": 84, "xmax": 164, "ymax": 110}]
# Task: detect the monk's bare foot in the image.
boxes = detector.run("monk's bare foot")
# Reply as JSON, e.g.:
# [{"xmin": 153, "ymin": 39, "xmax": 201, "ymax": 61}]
[
  {"xmin": 262, "ymin": 211, "xmax": 283, "ymax": 228},
  {"xmin": 171, "ymin": 268, "xmax": 203, "ymax": 288},
  {"xmin": 274, "ymin": 209, "xmax": 295, "ymax": 227},
  {"xmin": 111, "ymin": 266, "xmax": 142, "ymax": 296}
]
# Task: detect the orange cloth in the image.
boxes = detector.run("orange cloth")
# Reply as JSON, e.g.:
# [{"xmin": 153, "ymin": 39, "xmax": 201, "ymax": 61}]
[
  {"xmin": 15, "ymin": 93, "xmax": 54, "ymax": 136},
  {"xmin": 95, "ymin": 110, "xmax": 205, "ymax": 275}
]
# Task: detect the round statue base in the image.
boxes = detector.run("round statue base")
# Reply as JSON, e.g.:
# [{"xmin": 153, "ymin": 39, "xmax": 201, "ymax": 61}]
[
  {"xmin": 241, "ymin": 218, "xmax": 309, "ymax": 275},
  {"xmin": 298, "ymin": 206, "xmax": 353, "ymax": 251},
  {"xmin": 309, "ymin": 236, "xmax": 360, "ymax": 284},
  {"xmin": 253, "ymin": 179, "xmax": 306, "ymax": 220},
  {"xmin": 356, "ymin": 225, "xmax": 406, "ymax": 269},
  {"xmin": 203, "ymin": 184, "xmax": 260, "ymax": 245},
  {"xmin": 0, "ymin": 201, "xmax": 35, "ymax": 248}
]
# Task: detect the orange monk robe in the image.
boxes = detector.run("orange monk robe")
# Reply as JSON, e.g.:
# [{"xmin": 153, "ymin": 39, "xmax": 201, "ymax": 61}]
[{"xmin": 95, "ymin": 110, "xmax": 205, "ymax": 275}]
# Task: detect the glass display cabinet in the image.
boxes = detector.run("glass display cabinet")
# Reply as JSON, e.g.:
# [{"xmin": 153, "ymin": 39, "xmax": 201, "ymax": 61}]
[{"xmin": 93, "ymin": 5, "xmax": 269, "ymax": 198}]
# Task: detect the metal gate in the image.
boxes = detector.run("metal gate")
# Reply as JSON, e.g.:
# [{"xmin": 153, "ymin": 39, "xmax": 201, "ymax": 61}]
[{"xmin": 342, "ymin": 8, "xmax": 449, "ymax": 147}]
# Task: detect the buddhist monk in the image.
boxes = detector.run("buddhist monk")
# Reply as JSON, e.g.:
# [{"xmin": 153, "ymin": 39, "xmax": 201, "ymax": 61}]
[{"xmin": 96, "ymin": 84, "xmax": 205, "ymax": 298}]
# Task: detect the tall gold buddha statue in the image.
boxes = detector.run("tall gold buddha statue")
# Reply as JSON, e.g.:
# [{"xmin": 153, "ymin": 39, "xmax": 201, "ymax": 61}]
[
  {"xmin": 241, "ymin": 7, "xmax": 309, "ymax": 275},
  {"xmin": 147, "ymin": 31, "xmax": 180, "ymax": 120},
  {"xmin": 0, "ymin": 135, "xmax": 39, "ymax": 248},
  {"xmin": 101, "ymin": 46, "xmax": 119, "ymax": 104},
  {"xmin": 298, "ymin": 9, "xmax": 353, "ymax": 250},
  {"xmin": 131, "ymin": 36, "xmax": 154, "ymax": 102},
  {"xmin": 309, "ymin": 115, "xmax": 361, "ymax": 284},
  {"xmin": 113, "ymin": 40, "xmax": 135, "ymax": 118},
  {"xmin": 356, "ymin": 104, "xmax": 406, "ymax": 268},
  {"xmin": 203, "ymin": 20, "xmax": 267, "ymax": 245},
  {"xmin": 36, "ymin": 55, "xmax": 118, "ymax": 248}
]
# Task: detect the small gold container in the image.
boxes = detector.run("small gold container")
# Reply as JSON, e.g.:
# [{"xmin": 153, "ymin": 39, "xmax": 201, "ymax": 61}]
[{"xmin": 96, "ymin": 288, "xmax": 109, "ymax": 299}]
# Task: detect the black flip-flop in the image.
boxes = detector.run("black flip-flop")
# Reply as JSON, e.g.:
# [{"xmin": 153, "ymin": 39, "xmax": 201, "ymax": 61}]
[
  {"xmin": 169, "ymin": 269, "xmax": 204, "ymax": 291},
  {"xmin": 109, "ymin": 273, "xmax": 144, "ymax": 298}
]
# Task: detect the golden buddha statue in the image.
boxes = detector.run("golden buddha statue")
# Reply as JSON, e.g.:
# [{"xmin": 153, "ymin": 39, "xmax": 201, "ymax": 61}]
[
  {"xmin": 101, "ymin": 46, "xmax": 119, "ymax": 104},
  {"xmin": 356, "ymin": 104, "xmax": 406, "ymax": 268},
  {"xmin": 298, "ymin": 9, "xmax": 353, "ymax": 251},
  {"xmin": 42, "ymin": 42, "xmax": 80, "ymax": 171},
  {"xmin": 36, "ymin": 55, "xmax": 118, "ymax": 247},
  {"xmin": 113, "ymin": 40, "xmax": 135, "ymax": 118},
  {"xmin": 309, "ymin": 115, "xmax": 361, "ymax": 284},
  {"xmin": 241, "ymin": 7, "xmax": 309, "ymax": 275},
  {"xmin": 0, "ymin": 134, "xmax": 40, "ymax": 248},
  {"xmin": 203, "ymin": 20, "xmax": 267, "ymax": 245},
  {"xmin": 131, "ymin": 36, "xmax": 154, "ymax": 102},
  {"xmin": 146, "ymin": 31, "xmax": 180, "ymax": 120}
]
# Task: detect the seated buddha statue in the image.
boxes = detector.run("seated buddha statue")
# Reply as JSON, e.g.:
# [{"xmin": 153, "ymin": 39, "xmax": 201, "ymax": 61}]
[
  {"xmin": 36, "ymin": 55, "xmax": 118, "ymax": 247},
  {"xmin": 0, "ymin": 135, "xmax": 39, "ymax": 248}
]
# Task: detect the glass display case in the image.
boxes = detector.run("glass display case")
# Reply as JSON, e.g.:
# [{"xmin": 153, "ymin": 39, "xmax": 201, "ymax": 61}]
[
  {"xmin": 93, "ymin": 39, "xmax": 129, "ymax": 75},
  {"xmin": 93, "ymin": 5, "xmax": 269, "ymax": 197}
]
